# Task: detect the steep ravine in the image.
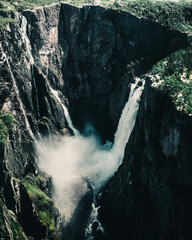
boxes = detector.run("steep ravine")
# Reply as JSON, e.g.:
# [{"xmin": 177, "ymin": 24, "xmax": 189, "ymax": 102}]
[
  {"xmin": 0, "ymin": 2, "xmax": 190, "ymax": 240},
  {"xmin": 22, "ymin": 3, "xmax": 188, "ymax": 141}
]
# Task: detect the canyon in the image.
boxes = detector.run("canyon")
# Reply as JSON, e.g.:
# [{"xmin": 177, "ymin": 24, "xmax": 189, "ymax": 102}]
[{"xmin": 0, "ymin": 2, "xmax": 191, "ymax": 240}]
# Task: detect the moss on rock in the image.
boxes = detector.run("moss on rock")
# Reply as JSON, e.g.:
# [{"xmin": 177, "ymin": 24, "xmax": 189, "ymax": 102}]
[{"xmin": 22, "ymin": 174, "xmax": 60, "ymax": 240}]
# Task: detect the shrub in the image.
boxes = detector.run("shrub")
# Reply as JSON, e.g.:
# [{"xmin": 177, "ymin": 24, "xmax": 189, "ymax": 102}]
[
  {"xmin": 150, "ymin": 48, "xmax": 192, "ymax": 115},
  {"xmin": 109, "ymin": 0, "xmax": 192, "ymax": 32},
  {"xmin": 0, "ymin": 112, "xmax": 14, "ymax": 154},
  {"xmin": 2, "ymin": 114, "xmax": 14, "ymax": 130}
]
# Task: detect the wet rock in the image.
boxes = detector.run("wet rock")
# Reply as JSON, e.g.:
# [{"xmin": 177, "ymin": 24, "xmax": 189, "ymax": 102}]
[{"xmin": 99, "ymin": 78, "xmax": 192, "ymax": 240}]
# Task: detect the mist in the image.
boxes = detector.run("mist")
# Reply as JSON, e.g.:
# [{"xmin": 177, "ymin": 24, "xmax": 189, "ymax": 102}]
[
  {"xmin": 36, "ymin": 129, "xmax": 114, "ymax": 222},
  {"xmin": 36, "ymin": 77, "xmax": 145, "ymax": 223}
]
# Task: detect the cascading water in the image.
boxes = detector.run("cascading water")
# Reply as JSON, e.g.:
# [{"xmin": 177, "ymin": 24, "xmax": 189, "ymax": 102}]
[
  {"xmin": 20, "ymin": 15, "xmax": 34, "ymax": 65},
  {"xmin": 85, "ymin": 202, "xmax": 104, "ymax": 240},
  {"xmin": 37, "ymin": 77, "xmax": 145, "ymax": 230},
  {"xmin": 111, "ymin": 77, "xmax": 145, "ymax": 165},
  {"xmin": 0, "ymin": 15, "xmax": 42, "ymax": 140},
  {"xmin": 0, "ymin": 43, "xmax": 35, "ymax": 139},
  {"xmin": 49, "ymin": 86, "xmax": 79, "ymax": 135},
  {"xmin": 20, "ymin": 15, "xmax": 41, "ymax": 120},
  {"xmin": 84, "ymin": 77, "xmax": 145, "ymax": 239}
]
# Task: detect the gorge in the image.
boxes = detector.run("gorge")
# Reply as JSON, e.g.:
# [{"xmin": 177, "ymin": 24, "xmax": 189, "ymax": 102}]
[{"xmin": 0, "ymin": 2, "xmax": 192, "ymax": 240}]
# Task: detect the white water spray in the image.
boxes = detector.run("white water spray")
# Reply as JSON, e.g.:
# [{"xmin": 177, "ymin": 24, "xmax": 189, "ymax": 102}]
[
  {"xmin": 84, "ymin": 77, "xmax": 145, "ymax": 238},
  {"xmin": 37, "ymin": 77, "xmax": 145, "ymax": 223}
]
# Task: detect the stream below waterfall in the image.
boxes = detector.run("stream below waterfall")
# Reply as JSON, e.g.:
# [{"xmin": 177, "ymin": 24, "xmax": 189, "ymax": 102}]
[{"xmin": 36, "ymin": 77, "xmax": 145, "ymax": 239}]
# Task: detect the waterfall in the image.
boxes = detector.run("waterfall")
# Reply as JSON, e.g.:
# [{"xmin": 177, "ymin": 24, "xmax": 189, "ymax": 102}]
[
  {"xmin": 111, "ymin": 77, "xmax": 145, "ymax": 165},
  {"xmin": 0, "ymin": 16, "xmax": 40, "ymax": 139},
  {"xmin": 37, "ymin": 77, "xmax": 145, "ymax": 225},
  {"xmin": 85, "ymin": 203, "xmax": 104, "ymax": 240},
  {"xmin": 49, "ymin": 86, "xmax": 79, "ymax": 135},
  {"xmin": 0, "ymin": 43, "xmax": 34, "ymax": 139},
  {"xmin": 84, "ymin": 77, "xmax": 145, "ymax": 239},
  {"xmin": 20, "ymin": 15, "xmax": 34, "ymax": 65},
  {"xmin": 20, "ymin": 15, "xmax": 41, "ymax": 120}
]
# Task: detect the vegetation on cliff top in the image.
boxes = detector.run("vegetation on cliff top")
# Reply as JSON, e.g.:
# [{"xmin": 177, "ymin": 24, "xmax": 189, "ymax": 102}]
[
  {"xmin": 111, "ymin": 0, "xmax": 192, "ymax": 32},
  {"xmin": 0, "ymin": 0, "xmax": 192, "ymax": 31},
  {"xmin": 0, "ymin": 1, "xmax": 15, "ymax": 28},
  {"xmin": 150, "ymin": 47, "xmax": 192, "ymax": 115}
]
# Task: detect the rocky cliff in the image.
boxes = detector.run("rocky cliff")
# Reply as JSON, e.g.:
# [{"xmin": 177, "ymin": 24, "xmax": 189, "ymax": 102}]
[
  {"xmin": 0, "ymin": 2, "xmax": 190, "ymax": 239},
  {"xmin": 22, "ymin": 3, "xmax": 188, "ymax": 141},
  {"xmin": 99, "ymin": 78, "xmax": 192, "ymax": 240}
]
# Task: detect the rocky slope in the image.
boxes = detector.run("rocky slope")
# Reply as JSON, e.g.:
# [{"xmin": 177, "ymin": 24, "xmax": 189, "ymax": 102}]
[{"xmin": 0, "ymin": 2, "xmax": 190, "ymax": 239}]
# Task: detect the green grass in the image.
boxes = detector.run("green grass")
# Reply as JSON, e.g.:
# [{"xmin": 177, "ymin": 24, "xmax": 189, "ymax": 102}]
[
  {"xmin": 23, "ymin": 175, "xmax": 59, "ymax": 239},
  {"xmin": 0, "ymin": 119, "xmax": 8, "ymax": 151},
  {"xmin": 0, "ymin": 1, "xmax": 16, "ymax": 28},
  {"xmin": 0, "ymin": 0, "xmax": 15, "ymax": 12},
  {"xmin": 1, "ymin": 0, "xmax": 61, "ymax": 11},
  {"xmin": 23, "ymin": 181, "xmax": 50, "ymax": 203},
  {"xmin": 0, "ymin": 15, "xmax": 15, "ymax": 29},
  {"xmin": 150, "ymin": 48, "xmax": 192, "ymax": 115},
  {"xmin": 40, "ymin": 116, "xmax": 53, "ymax": 128},
  {"xmin": 9, "ymin": 216, "xmax": 27, "ymax": 240},
  {"xmin": 0, "ymin": 112, "xmax": 14, "ymax": 153},
  {"xmin": 2, "ymin": 113, "xmax": 14, "ymax": 130},
  {"xmin": 1, "ymin": 0, "xmax": 192, "ymax": 32}
]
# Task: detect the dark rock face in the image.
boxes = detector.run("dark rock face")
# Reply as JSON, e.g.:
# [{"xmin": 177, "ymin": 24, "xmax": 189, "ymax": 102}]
[
  {"xmin": 62, "ymin": 186, "xmax": 94, "ymax": 240},
  {"xmin": 0, "ymin": 2, "xmax": 190, "ymax": 239},
  {"xmin": 23, "ymin": 4, "xmax": 188, "ymax": 141},
  {"xmin": 99, "ymin": 78, "xmax": 192, "ymax": 240}
]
